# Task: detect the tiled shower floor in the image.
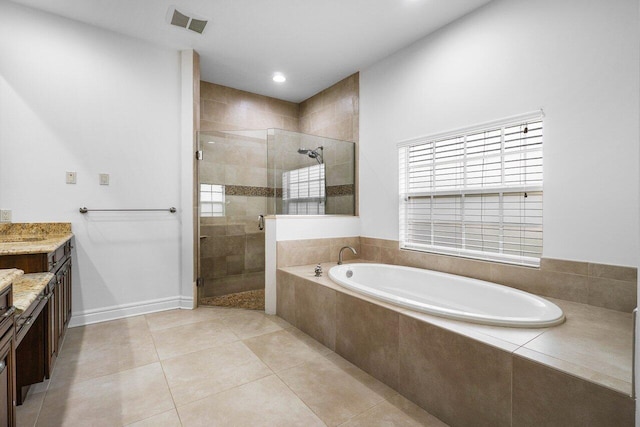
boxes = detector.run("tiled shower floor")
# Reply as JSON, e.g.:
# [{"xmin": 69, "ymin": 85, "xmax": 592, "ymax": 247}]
[
  {"xmin": 17, "ymin": 307, "xmax": 446, "ymax": 426},
  {"xmin": 200, "ymin": 289, "xmax": 265, "ymax": 311}
]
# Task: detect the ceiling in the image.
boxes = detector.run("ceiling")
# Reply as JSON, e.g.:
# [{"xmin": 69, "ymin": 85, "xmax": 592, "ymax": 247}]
[{"xmin": 10, "ymin": 0, "xmax": 492, "ymax": 103}]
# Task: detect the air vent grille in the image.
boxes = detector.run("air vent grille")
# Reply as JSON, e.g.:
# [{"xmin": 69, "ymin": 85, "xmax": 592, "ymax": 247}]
[
  {"xmin": 167, "ymin": 7, "xmax": 208, "ymax": 34},
  {"xmin": 170, "ymin": 10, "xmax": 189, "ymax": 28},
  {"xmin": 188, "ymin": 18, "xmax": 208, "ymax": 34}
]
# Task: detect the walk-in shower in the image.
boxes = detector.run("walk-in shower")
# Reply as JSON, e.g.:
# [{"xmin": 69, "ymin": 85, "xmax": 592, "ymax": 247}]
[{"xmin": 197, "ymin": 128, "xmax": 355, "ymax": 308}]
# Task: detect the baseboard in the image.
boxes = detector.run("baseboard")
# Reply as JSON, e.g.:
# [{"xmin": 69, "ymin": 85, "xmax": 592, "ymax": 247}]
[{"xmin": 69, "ymin": 295, "xmax": 194, "ymax": 327}]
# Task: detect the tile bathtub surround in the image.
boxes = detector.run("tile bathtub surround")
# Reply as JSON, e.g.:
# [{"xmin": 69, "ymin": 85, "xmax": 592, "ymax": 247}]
[
  {"xmin": 276, "ymin": 236, "xmax": 361, "ymax": 268},
  {"xmin": 399, "ymin": 316, "xmax": 512, "ymax": 427},
  {"xmin": 357, "ymin": 236, "xmax": 637, "ymax": 313},
  {"xmin": 277, "ymin": 265, "xmax": 635, "ymax": 426},
  {"xmin": 18, "ymin": 306, "xmax": 443, "ymax": 427},
  {"xmin": 512, "ymin": 357, "xmax": 634, "ymax": 426}
]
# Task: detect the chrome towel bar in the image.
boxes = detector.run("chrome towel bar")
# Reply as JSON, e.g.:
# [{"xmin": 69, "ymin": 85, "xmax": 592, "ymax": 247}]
[{"xmin": 79, "ymin": 207, "xmax": 176, "ymax": 214}]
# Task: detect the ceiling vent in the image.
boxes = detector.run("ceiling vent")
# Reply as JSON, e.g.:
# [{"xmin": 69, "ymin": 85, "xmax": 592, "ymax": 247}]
[{"xmin": 166, "ymin": 6, "xmax": 208, "ymax": 34}]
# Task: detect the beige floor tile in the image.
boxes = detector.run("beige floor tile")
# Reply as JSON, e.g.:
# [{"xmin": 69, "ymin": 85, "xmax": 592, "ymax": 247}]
[
  {"xmin": 17, "ymin": 391, "xmax": 45, "ymax": 427},
  {"xmin": 220, "ymin": 309, "xmax": 284, "ymax": 339},
  {"xmin": 49, "ymin": 323, "xmax": 158, "ymax": 390},
  {"xmin": 278, "ymin": 352, "xmax": 396, "ymax": 426},
  {"xmin": 177, "ymin": 375, "xmax": 325, "ymax": 427},
  {"xmin": 243, "ymin": 328, "xmax": 332, "ymax": 372},
  {"xmin": 145, "ymin": 307, "xmax": 235, "ymax": 331},
  {"xmin": 161, "ymin": 341, "xmax": 272, "ymax": 407},
  {"xmin": 37, "ymin": 363, "xmax": 175, "ymax": 427},
  {"xmin": 151, "ymin": 319, "xmax": 239, "ymax": 360},
  {"xmin": 339, "ymin": 394, "xmax": 448, "ymax": 426},
  {"xmin": 64, "ymin": 315, "xmax": 152, "ymax": 348},
  {"xmin": 125, "ymin": 409, "xmax": 182, "ymax": 427}
]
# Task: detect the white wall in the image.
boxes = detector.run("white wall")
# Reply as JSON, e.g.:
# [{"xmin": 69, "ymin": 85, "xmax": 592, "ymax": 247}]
[
  {"xmin": 0, "ymin": 2, "xmax": 186, "ymax": 324},
  {"xmin": 360, "ymin": 0, "xmax": 639, "ymax": 267}
]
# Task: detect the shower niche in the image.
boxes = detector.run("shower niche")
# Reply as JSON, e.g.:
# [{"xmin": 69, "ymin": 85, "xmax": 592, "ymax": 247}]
[{"xmin": 197, "ymin": 128, "xmax": 355, "ymax": 306}]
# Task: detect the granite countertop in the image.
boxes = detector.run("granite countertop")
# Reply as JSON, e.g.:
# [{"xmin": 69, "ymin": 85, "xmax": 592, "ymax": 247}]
[
  {"xmin": 0, "ymin": 222, "xmax": 73, "ymax": 255},
  {"xmin": 13, "ymin": 272, "xmax": 53, "ymax": 315},
  {"xmin": 0, "ymin": 268, "xmax": 24, "ymax": 294}
]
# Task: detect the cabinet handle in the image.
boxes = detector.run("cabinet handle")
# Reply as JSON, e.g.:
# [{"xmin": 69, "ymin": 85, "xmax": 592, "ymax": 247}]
[
  {"xmin": 0, "ymin": 361, "xmax": 6, "ymax": 374},
  {"xmin": 2, "ymin": 307, "xmax": 16, "ymax": 318},
  {"xmin": 24, "ymin": 316, "xmax": 33, "ymax": 326}
]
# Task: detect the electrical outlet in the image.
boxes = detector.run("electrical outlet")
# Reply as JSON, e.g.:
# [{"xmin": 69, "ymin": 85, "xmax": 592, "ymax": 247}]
[
  {"xmin": 99, "ymin": 173, "xmax": 109, "ymax": 185},
  {"xmin": 0, "ymin": 210, "xmax": 11, "ymax": 223},
  {"xmin": 66, "ymin": 171, "xmax": 77, "ymax": 184}
]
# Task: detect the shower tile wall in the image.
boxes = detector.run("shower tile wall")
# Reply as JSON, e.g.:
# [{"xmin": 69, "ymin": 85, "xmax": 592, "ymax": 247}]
[
  {"xmin": 299, "ymin": 74, "xmax": 359, "ymax": 214},
  {"xmin": 200, "ymin": 133, "xmax": 269, "ymax": 297},
  {"xmin": 199, "ymin": 83, "xmax": 299, "ymax": 298},
  {"xmin": 199, "ymin": 75, "xmax": 359, "ymax": 298},
  {"xmin": 299, "ymin": 73, "xmax": 359, "ymax": 143},
  {"xmin": 200, "ymin": 82, "xmax": 300, "ymax": 133}
]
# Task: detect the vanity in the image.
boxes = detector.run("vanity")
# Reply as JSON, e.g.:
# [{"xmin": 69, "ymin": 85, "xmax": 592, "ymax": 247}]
[{"xmin": 0, "ymin": 223, "xmax": 74, "ymax": 418}]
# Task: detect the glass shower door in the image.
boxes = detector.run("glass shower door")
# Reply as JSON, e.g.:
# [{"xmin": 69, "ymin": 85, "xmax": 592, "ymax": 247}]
[{"xmin": 197, "ymin": 130, "xmax": 268, "ymax": 309}]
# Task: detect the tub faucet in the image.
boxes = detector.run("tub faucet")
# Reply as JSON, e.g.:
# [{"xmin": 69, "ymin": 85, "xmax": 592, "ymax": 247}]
[{"xmin": 338, "ymin": 246, "xmax": 357, "ymax": 265}]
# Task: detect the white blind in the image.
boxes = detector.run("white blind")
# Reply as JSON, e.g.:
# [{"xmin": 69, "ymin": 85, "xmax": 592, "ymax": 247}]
[
  {"xmin": 282, "ymin": 164, "xmax": 326, "ymax": 215},
  {"xmin": 200, "ymin": 184, "xmax": 225, "ymax": 217},
  {"xmin": 399, "ymin": 113, "xmax": 543, "ymax": 267}
]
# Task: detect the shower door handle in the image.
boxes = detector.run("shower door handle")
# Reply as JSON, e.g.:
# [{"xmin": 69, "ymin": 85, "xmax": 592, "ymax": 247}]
[{"xmin": 258, "ymin": 214, "xmax": 265, "ymax": 231}]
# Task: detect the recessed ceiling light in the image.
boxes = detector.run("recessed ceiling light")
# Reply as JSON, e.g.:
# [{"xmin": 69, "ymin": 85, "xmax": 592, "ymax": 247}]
[{"xmin": 272, "ymin": 73, "xmax": 286, "ymax": 83}]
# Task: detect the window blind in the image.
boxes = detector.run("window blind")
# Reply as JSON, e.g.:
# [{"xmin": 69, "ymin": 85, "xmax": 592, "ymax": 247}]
[
  {"xmin": 282, "ymin": 164, "xmax": 326, "ymax": 215},
  {"xmin": 200, "ymin": 184, "xmax": 225, "ymax": 217},
  {"xmin": 398, "ymin": 112, "xmax": 543, "ymax": 267}
]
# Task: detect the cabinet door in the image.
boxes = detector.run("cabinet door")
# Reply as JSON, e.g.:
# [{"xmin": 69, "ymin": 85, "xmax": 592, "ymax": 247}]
[
  {"xmin": 46, "ymin": 280, "xmax": 58, "ymax": 379},
  {"xmin": 62, "ymin": 261, "xmax": 71, "ymax": 329},
  {"xmin": 56, "ymin": 272, "xmax": 64, "ymax": 344},
  {"xmin": 0, "ymin": 330, "xmax": 15, "ymax": 427}
]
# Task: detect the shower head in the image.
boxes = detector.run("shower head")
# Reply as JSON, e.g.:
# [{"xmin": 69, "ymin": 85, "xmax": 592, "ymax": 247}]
[{"xmin": 297, "ymin": 146, "xmax": 324, "ymax": 164}]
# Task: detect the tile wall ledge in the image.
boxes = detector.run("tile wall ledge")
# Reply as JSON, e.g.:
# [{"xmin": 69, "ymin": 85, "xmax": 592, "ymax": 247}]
[{"xmin": 278, "ymin": 263, "xmax": 633, "ymax": 396}]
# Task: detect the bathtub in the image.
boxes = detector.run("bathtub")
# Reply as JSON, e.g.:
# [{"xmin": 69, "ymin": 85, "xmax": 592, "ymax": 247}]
[{"xmin": 328, "ymin": 263, "xmax": 565, "ymax": 328}]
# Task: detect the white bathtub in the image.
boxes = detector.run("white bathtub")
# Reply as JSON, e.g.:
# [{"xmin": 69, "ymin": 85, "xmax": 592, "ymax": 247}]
[{"xmin": 329, "ymin": 263, "xmax": 565, "ymax": 328}]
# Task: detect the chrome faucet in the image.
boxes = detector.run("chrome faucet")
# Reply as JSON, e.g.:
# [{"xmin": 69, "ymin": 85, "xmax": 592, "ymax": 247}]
[{"xmin": 338, "ymin": 246, "xmax": 357, "ymax": 265}]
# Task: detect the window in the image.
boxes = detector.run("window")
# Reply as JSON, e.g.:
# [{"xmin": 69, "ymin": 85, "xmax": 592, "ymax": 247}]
[
  {"xmin": 200, "ymin": 184, "xmax": 225, "ymax": 217},
  {"xmin": 398, "ymin": 112, "xmax": 543, "ymax": 267},
  {"xmin": 282, "ymin": 164, "xmax": 326, "ymax": 215}
]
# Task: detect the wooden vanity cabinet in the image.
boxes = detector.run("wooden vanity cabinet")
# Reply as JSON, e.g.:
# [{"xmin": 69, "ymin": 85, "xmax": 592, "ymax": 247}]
[
  {"xmin": 0, "ymin": 286, "xmax": 16, "ymax": 427},
  {"xmin": 0, "ymin": 238, "xmax": 72, "ymax": 409}
]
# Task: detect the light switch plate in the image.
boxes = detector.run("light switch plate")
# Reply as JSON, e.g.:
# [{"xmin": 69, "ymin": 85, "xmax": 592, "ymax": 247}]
[
  {"xmin": 0, "ymin": 210, "xmax": 11, "ymax": 223},
  {"xmin": 99, "ymin": 173, "xmax": 109, "ymax": 185},
  {"xmin": 66, "ymin": 171, "xmax": 77, "ymax": 184}
]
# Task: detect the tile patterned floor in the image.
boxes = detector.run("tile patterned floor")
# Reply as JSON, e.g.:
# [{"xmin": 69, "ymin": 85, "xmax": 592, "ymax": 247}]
[{"xmin": 17, "ymin": 307, "xmax": 447, "ymax": 427}]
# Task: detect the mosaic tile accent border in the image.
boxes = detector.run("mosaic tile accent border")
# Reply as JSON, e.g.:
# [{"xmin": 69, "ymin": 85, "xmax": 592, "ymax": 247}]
[
  {"xmin": 327, "ymin": 184, "xmax": 355, "ymax": 197},
  {"xmin": 225, "ymin": 185, "xmax": 354, "ymax": 198},
  {"xmin": 225, "ymin": 185, "xmax": 272, "ymax": 197}
]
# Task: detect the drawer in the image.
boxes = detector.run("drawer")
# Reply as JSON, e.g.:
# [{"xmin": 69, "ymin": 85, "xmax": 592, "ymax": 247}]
[
  {"xmin": 15, "ymin": 293, "xmax": 47, "ymax": 346},
  {"xmin": 48, "ymin": 243, "xmax": 69, "ymax": 273}
]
